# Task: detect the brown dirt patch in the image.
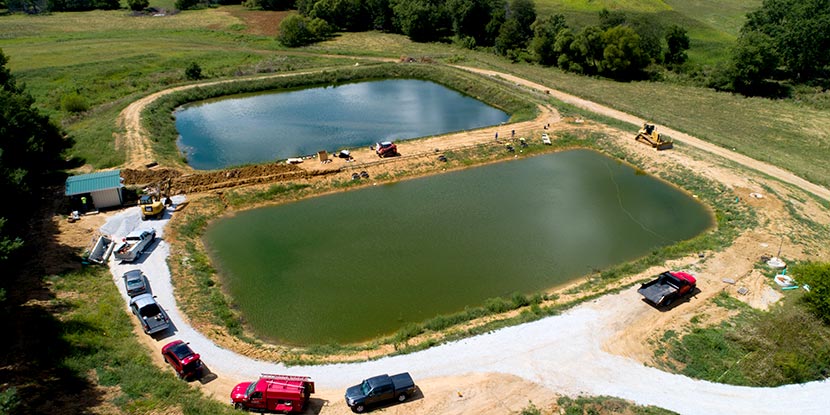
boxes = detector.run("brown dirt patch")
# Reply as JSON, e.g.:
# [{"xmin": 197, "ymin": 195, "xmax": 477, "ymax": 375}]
[
  {"xmin": 222, "ymin": 6, "xmax": 291, "ymax": 37},
  {"xmin": 121, "ymin": 162, "xmax": 323, "ymax": 195}
]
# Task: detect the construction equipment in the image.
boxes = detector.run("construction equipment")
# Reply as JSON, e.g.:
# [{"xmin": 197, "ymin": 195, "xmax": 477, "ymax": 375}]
[
  {"xmin": 635, "ymin": 123, "xmax": 673, "ymax": 150},
  {"xmin": 139, "ymin": 194, "xmax": 164, "ymax": 220},
  {"xmin": 140, "ymin": 179, "xmax": 171, "ymax": 220}
]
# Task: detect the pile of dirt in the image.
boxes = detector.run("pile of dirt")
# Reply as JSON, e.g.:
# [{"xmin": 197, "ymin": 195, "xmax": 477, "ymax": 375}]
[
  {"xmin": 121, "ymin": 168, "xmax": 183, "ymax": 185},
  {"xmin": 122, "ymin": 163, "xmax": 333, "ymax": 195}
]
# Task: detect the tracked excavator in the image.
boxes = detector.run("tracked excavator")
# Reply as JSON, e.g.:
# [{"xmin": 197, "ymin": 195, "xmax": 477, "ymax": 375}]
[
  {"xmin": 635, "ymin": 123, "xmax": 673, "ymax": 150},
  {"xmin": 139, "ymin": 179, "xmax": 171, "ymax": 220}
]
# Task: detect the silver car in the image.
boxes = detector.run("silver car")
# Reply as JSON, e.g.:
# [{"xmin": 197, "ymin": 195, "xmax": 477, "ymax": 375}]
[
  {"xmin": 122, "ymin": 270, "xmax": 149, "ymax": 297},
  {"xmin": 129, "ymin": 293, "xmax": 170, "ymax": 335}
]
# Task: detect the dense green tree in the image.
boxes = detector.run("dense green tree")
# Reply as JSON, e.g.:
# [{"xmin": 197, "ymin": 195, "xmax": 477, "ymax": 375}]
[
  {"xmin": 390, "ymin": 0, "xmax": 449, "ymax": 42},
  {"xmin": 598, "ymin": 8, "xmax": 626, "ymax": 30},
  {"xmin": 48, "ymin": 0, "xmax": 118, "ymax": 11},
  {"xmin": 600, "ymin": 25, "xmax": 646, "ymax": 79},
  {"xmin": 447, "ymin": 0, "xmax": 492, "ymax": 44},
  {"xmin": 528, "ymin": 14, "xmax": 566, "ymax": 65},
  {"xmin": 553, "ymin": 28, "xmax": 582, "ymax": 72},
  {"xmin": 365, "ymin": 0, "xmax": 393, "ymax": 31},
  {"xmin": 296, "ymin": 0, "xmax": 314, "ymax": 14},
  {"xmin": 307, "ymin": 17, "xmax": 332, "ymax": 39},
  {"xmin": 0, "ymin": 50, "xmax": 72, "ymax": 262},
  {"xmin": 278, "ymin": 14, "xmax": 314, "ymax": 46},
  {"xmin": 571, "ymin": 25, "xmax": 605, "ymax": 74},
  {"xmin": 175, "ymin": 0, "xmax": 201, "ymax": 10},
  {"xmin": 482, "ymin": 0, "xmax": 506, "ymax": 46},
  {"xmin": 628, "ymin": 19, "xmax": 662, "ymax": 65},
  {"xmin": 310, "ymin": 0, "xmax": 370, "ymax": 31},
  {"xmin": 793, "ymin": 262, "xmax": 830, "ymax": 324},
  {"xmin": 184, "ymin": 62, "xmax": 202, "ymax": 80},
  {"xmin": 494, "ymin": 18, "xmax": 525, "ymax": 56},
  {"xmin": 729, "ymin": 31, "xmax": 779, "ymax": 93},
  {"xmin": 664, "ymin": 24, "xmax": 690, "ymax": 66},
  {"xmin": 258, "ymin": 0, "xmax": 294, "ymax": 10},
  {"xmin": 6, "ymin": 0, "xmax": 47, "ymax": 13},
  {"xmin": 743, "ymin": 0, "xmax": 830, "ymax": 81},
  {"xmin": 0, "ymin": 219, "xmax": 23, "ymax": 262},
  {"xmin": 506, "ymin": 0, "xmax": 535, "ymax": 40},
  {"xmin": 126, "ymin": 0, "xmax": 149, "ymax": 10}
]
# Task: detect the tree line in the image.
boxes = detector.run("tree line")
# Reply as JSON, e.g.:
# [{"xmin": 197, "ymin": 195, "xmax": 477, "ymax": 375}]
[
  {"xmin": 273, "ymin": 0, "xmax": 690, "ymax": 81},
  {"xmin": 710, "ymin": 0, "xmax": 829, "ymax": 96},
  {"xmin": 0, "ymin": 50, "xmax": 72, "ymax": 267}
]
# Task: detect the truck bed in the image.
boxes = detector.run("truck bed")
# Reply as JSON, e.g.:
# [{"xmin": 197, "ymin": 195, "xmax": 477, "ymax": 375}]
[{"xmin": 637, "ymin": 281, "xmax": 678, "ymax": 305}]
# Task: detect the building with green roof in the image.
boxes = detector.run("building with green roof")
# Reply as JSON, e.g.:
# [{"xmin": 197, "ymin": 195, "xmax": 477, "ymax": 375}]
[{"xmin": 65, "ymin": 170, "xmax": 124, "ymax": 211}]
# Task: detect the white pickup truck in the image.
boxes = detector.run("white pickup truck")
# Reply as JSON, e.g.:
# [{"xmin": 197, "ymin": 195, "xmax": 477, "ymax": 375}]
[{"xmin": 114, "ymin": 229, "xmax": 156, "ymax": 262}]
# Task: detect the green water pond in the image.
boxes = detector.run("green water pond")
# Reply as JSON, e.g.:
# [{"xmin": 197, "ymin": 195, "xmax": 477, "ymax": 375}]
[{"xmin": 204, "ymin": 149, "xmax": 713, "ymax": 345}]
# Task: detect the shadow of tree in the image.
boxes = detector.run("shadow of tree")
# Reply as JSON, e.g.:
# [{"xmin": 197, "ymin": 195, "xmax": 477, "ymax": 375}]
[{"xmin": 0, "ymin": 190, "xmax": 107, "ymax": 414}]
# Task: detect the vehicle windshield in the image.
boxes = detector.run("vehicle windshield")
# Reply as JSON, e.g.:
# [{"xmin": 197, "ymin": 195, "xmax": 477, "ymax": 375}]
[
  {"xmin": 139, "ymin": 303, "xmax": 161, "ymax": 317},
  {"xmin": 361, "ymin": 381, "xmax": 370, "ymax": 395},
  {"xmin": 245, "ymin": 381, "xmax": 257, "ymax": 398},
  {"xmin": 127, "ymin": 279, "xmax": 142, "ymax": 288},
  {"xmin": 170, "ymin": 343, "xmax": 193, "ymax": 359}
]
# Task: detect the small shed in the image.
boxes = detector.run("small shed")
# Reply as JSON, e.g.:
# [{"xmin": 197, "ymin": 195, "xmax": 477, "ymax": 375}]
[{"xmin": 65, "ymin": 170, "xmax": 124, "ymax": 211}]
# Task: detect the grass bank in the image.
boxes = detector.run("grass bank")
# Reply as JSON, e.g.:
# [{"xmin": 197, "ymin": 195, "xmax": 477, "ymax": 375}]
[
  {"xmin": 521, "ymin": 396, "xmax": 678, "ymax": 415},
  {"xmin": 653, "ymin": 289, "xmax": 830, "ymax": 386}
]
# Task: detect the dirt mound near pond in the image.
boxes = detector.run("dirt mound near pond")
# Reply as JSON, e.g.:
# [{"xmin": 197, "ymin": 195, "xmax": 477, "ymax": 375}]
[
  {"xmin": 121, "ymin": 168, "xmax": 183, "ymax": 186},
  {"xmin": 122, "ymin": 163, "xmax": 334, "ymax": 195}
]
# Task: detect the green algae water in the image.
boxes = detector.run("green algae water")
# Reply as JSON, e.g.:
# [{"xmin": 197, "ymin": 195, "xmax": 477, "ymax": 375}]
[
  {"xmin": 205, "ymin": 150, "xmax": 713, "ymax": 345},
  {"xmin": 175, "ymin": 79, "xmax": 509, "ymax": 170}
]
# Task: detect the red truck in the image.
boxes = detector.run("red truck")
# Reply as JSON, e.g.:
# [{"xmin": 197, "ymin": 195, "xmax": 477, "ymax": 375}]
[
  {"xmin": 230, "ymin": 374, "xmax": 315, "ymax": 413},
  {"xmin": 638, "ymin": 271, "xmax": 697, "ymax": 307},
  {"xmin": 375, "ymin": 141, "xmax": 398, "ymax": 158}
]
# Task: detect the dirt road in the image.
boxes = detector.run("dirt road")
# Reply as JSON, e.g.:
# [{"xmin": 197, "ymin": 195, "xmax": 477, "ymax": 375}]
[{"xmin": 100, "ymin": 64, "xmax": 830, "ymax": 414}]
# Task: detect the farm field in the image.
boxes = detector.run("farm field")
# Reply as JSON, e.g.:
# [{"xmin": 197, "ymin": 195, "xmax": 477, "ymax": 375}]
[{"xmin": 3, "ymin": 1, "xmax": 830, "ymax": 414}]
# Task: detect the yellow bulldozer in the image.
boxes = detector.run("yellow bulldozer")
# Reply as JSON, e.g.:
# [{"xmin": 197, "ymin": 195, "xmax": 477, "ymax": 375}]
[{"xmin": 635, "ymin": 123, "xmax": 673, "ymax": 150}]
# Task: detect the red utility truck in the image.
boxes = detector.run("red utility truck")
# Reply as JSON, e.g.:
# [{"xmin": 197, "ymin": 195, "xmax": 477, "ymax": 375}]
[{"xmin": 230, "ymin": 374, "xmax": 315, "ymax": 413}]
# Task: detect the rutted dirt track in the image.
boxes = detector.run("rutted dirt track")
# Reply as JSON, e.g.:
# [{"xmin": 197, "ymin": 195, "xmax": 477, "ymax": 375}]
[{"xmin": 100, "ymin": 64, "xmax": 830, "ymax": 415}]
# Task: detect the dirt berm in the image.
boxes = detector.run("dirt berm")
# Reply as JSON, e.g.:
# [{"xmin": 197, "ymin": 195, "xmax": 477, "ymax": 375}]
[{"xmin": 121, "ymin": 163, "xmax": 337, "ymax": 195}]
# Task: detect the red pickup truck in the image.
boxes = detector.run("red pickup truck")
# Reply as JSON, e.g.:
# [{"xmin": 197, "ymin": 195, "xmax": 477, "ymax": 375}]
[
  {"xmin": 638, "ymin": 271, "xmax": 696, "ymax": 307},
  {"xmin": 230, "ymin": 374, "xmax": 314, "ymax": 413},
  {"xmin": 375, "ymin": 141, "xmax": 398, "ymax": 158}
]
